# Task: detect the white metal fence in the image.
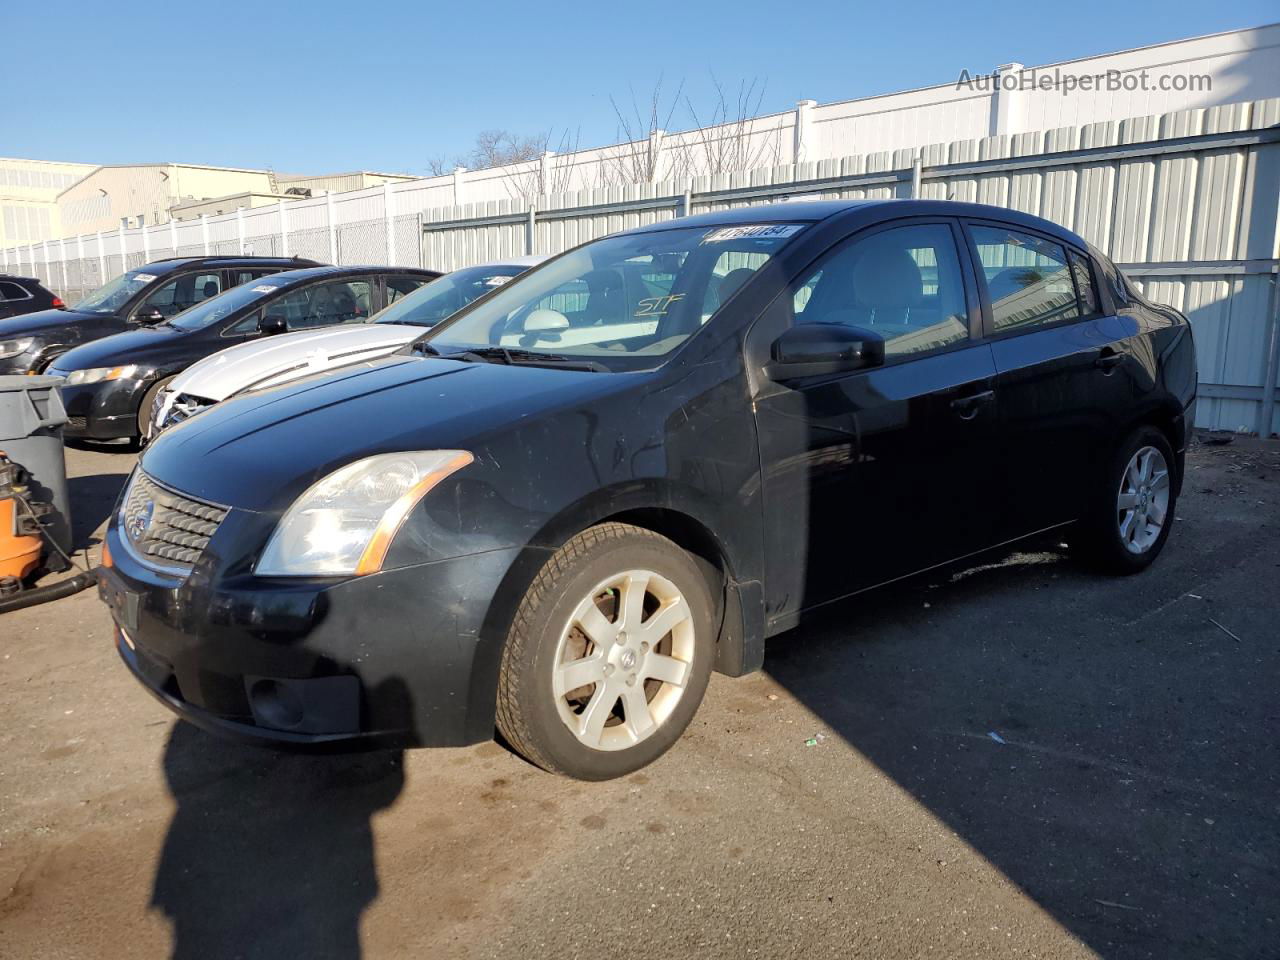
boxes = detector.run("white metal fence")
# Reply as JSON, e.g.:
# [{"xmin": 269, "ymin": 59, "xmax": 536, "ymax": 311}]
[{"xmin": 3, "ymin": 98, "xmax": 1278, "ymax": 435}]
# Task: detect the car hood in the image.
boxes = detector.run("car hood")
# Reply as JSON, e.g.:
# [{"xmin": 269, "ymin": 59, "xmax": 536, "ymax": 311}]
[
  {"xmin": 170, "ymin": 324, "xmax": 422, "ymax": 401},
  {"xmin": 0, "ymin": 308, "xmax": 100, "ymax": 340},
  {"xmin": 50, "ymin": 324, "xmax": 193, "ymax": 371},
  {"xmin": 141, "ymin": 354, "xmax": 631, "ymax": 513}
]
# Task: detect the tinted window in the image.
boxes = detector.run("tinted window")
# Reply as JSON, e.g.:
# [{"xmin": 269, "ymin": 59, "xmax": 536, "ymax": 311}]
[
  {"xmin": 0, "ymin": 281, "xmax": 31, "ymax": 301},
  {"xmin": 1093, "ymin": 250, "xmax": 1133, "ymax": 308},
  {"xmin": 972, "ymin": 226, "xmax": 1079, "ymax": 331},
  {"xmin": 371, "ymin": 265, "xmax": 529, "ymax": 328},
  {"xmin": 266, "ymin": 279, "xmax": 373, "ymax": 331},
  {"xmin": 140, "ymin": 272, "xmax": 222, "ymax": 318},
  {"xmin": 790, "ymin": 223, "xmax": 970, "ymax": 359},
  {"xmin": 386, "ymin": 276, "xmax": 427, "ymax": 305}
]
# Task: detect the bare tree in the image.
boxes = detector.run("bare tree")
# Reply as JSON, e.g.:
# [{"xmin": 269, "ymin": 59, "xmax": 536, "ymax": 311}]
[
  {"xmin": 669, "ymin": 76, "xmax": 786, "ymax": 180},
  {"xmin": 425, "ymin": 128, "xmax": 584, "ymax": 203},
  {"xmin": 598, "ymin": 77, "xmax": 684, "ymax": 186}
]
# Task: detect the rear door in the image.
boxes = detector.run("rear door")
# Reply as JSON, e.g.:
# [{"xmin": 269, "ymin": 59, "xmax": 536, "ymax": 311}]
[
  {"xmin": 964, "ymin": 220, "xmax": 1137, "ymax": 540},
  {"xmin": 752, "ymin": 219, "xmax": 1001, "ymax": 620}
]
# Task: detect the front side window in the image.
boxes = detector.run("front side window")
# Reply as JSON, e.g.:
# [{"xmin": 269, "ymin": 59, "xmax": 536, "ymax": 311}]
[
  {"xmin": 424, "ymin": 223, "xmax": 805, "ymax": 370},
  {"xmin": 788, "ymin": 223, "xmax": 970, "ymax": 359},
  {"xmin": 972, "ymin": 226, "xmax": 1080, "ymax": 331}
]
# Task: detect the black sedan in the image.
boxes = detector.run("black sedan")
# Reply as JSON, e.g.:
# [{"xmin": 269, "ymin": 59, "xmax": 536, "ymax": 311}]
[
  {"xmin": 49, "ymin": 265, "xmax": 439, "ymax": 443},
  {"xmin": 0, "ymin": 255, "xmax": 319, "ymax": 375},
  {"xmin": 99, "ymin": 199, "xmax": 1196, "ymax": 780}
]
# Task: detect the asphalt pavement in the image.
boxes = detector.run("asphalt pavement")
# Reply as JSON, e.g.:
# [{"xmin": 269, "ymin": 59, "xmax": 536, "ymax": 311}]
[{"xmin": 0, "ymin": 438, "xmax": 1276, "ymax": 959}]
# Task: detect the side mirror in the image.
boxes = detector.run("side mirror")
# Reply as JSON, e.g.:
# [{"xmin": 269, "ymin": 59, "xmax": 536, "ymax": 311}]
[
  {"xmin": 765, "ymin": 324, "xmax": 885, "ymax": 380},
  {"xmin": 133, "ymin": 306, "xmax": 166, "ymax": 325},
  {"xmin": 258, "ymin": 313, "xmax": 288, "ymax": 336}
]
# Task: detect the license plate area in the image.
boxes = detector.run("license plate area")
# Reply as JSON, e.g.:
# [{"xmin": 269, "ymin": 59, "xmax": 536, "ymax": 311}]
[{"xmin": 97, "ymin": 567, "xmax": 141, "ymax": 634}]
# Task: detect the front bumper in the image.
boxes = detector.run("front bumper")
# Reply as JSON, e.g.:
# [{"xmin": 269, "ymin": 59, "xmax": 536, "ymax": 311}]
[
  {"xmin": 58, "ymin": 377, "xmax": 150, "ymax": 439},
  {"xmin": 101, "ymin": 521, "xmax": 520, "ymax": 750}
]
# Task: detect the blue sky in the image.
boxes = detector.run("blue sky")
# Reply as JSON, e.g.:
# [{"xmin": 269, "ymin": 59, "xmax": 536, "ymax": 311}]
[{"xmin": 2, "ymin": 1, "xmax": 1273, "ymax": 176}]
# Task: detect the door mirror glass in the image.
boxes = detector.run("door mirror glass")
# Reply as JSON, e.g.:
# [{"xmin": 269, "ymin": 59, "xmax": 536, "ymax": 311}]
[
  {"xmin": 766, "ymin": 324, "xmax": 885, "ymax": 380},
  {"xmin": 258, "ymin": 313, "xmax": 288, "ymax": 336}
]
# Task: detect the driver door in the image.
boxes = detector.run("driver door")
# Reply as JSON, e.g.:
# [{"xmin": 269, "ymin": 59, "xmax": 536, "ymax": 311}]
[{"xmin": 752, "ymin": 220, "xmax": 1001, "ymax": 622}]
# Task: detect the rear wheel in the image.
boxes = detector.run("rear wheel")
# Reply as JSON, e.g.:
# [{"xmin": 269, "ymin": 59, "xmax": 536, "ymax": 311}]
[
  {"xmin": 496, "ymin": 523, "xmax": 715, "ymax": 780},
  {"xmin": 1075, "ymin": 425, "xmax": 1177, "ymax": 574}
]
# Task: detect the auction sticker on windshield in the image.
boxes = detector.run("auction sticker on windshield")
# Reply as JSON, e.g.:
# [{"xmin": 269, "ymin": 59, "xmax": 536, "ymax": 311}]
[
  {"xmin": 702, "ymin": 224, "xmax": 805, "ymax": 243},
  {"xmin": 133, "ymin": 273, "xmax": 157, "ymax": 283},
  {"xmin": 251, "ymin": 285, "xmax": 279, "ymax": 293}
]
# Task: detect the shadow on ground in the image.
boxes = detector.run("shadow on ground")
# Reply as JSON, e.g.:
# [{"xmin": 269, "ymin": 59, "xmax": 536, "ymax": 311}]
[
  {"xmin": 67, "ymin": 471, "xmax": 129, "ymax": 549},
  {"xmin": 764, "ymin": 531, "xmax": 1280, "ymax": 959},
  {"xmin": 153, "ymin": 722, "xmax": 404, "ymax": 960}
]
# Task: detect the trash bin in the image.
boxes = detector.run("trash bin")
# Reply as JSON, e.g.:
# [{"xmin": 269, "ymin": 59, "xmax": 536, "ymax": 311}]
[{"xmin": 0, "ymin": 376, "xmax": 71, "ymax": 566}]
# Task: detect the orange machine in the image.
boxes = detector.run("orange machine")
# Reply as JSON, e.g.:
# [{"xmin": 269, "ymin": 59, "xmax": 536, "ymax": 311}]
[{"xmin": 0, "ymin": 451, "xmax": 45, "ymax": 586}]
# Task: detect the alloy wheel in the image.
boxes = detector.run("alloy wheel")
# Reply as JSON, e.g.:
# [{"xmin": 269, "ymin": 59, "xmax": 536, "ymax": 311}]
[
  {"xmin": 1117, "ymin": 445, "xmax": 1170, "ymax": 554},
  {"xmin": 552, "ymin": 568, "xmax": 695, "ymax": 751}
]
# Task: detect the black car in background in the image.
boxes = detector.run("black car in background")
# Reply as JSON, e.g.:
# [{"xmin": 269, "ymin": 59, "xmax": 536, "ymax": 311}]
[
  {"xmin": 50, "ymin": 265, "xmax": 439, "ymax": 442},
  {"xmin": 0, "ymin": 274, "xmax": 65, "ymax": 319},
  {"xmin": 100, "ymin": 200, "xmax": 1196, "ymax": 780},
  {"xmin": 0, "ymin": 255, "xmax": 320, "ymax": 375}
]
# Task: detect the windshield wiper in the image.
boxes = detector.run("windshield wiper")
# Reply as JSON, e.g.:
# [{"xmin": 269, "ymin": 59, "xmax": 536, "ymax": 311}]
[{"xmin": 440, "ymin": 346, "xmax": 608, "ymax": 372}]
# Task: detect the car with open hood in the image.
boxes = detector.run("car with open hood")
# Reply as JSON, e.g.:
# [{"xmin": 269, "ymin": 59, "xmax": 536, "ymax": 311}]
[
  {"xmin": 48, "ymin": 265, "xmax": 438, "ymax": 442},
  {"xmin": 150, "ymin": 256, "xmax": 544, "ymax": 435},
  {"xmin": 0, "ymin": 255, "xmax": 320, "ymax": 375},
  {"xmin": 98, "ymin": 199, "xmax": 1196, "ymax": 780}
]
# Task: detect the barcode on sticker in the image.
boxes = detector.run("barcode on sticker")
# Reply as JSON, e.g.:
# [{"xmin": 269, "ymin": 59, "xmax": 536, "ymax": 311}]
[
  {"xmin": 132, "ymin": 273, "xmax": 157, "ymax": 283},
  {"xmin": 702, "ymin": 224, "xmax": 805, "ymax": 243}
]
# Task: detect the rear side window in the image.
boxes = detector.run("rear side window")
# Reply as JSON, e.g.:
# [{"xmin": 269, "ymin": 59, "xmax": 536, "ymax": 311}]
[
  {"xmin": 140, "ymin": 272, "xmax": 223, "ymax": 318},
  {"xmin": 972, "ymin": 226, "xmax": 1080, "ymax": 331},
  {"xmin": 0, "ymin": 281, "xmax": 32, "ymax": 301},
  {"xmin": 789, "ymin": 223, "xmax": 970, "ymax": 360}
]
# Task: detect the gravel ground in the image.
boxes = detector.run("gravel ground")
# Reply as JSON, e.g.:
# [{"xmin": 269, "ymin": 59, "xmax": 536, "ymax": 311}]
[{"xmin": 0, "ymin": 438, "xmax": 1276, "ymax": 960}]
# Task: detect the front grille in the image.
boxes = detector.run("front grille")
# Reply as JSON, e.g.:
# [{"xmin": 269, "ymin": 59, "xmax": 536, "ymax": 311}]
[
  {"xmin": 120, "ymin": 471, "xmax": 228, "ymax": 573},
  {"xmin": 65, "ymin": 416, "xmax": 87, "ymax": 430},
  {"xmin": 160, "ymin": 392, "xmax": 215, "ymax": 431}
]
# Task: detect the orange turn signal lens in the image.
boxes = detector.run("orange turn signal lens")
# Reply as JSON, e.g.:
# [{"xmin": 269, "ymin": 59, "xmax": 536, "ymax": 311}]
[{"xmin": 353, "ymin": 451, "xmax": 474, "ymax": 575}]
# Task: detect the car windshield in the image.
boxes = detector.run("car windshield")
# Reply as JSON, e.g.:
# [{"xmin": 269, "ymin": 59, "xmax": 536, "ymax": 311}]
[
  {"xmin": 421, "ymin": 223, "xmax": 805, "ymax": 370},
  {"xmin": 365, "ymin": 264, "xmax": 531, "ymax": 328},
  {"xmin": 166, "ymin": 280, "xmax": 287, "ymax": 331},
  {"xmin": 73, "ymin": 270, "xmax": 159, "ymax": 314}
]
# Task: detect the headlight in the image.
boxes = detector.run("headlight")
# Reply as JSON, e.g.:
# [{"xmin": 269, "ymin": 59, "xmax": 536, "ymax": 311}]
[
  {"xmin": 256, "ymin": 451, "xmax": 474, "ymax": 576},
  {"xmin": 0, "ymin": 337, "xmax": 35, "ymax": 360},
  {"xmin": 64, "ymin": 365, "xmax": 139, "ymax": 386}
]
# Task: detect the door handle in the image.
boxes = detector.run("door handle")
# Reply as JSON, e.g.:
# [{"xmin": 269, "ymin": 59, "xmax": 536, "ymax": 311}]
[
  {"xmin": 1095, "ymin": 349, "xmax": 1124, "ymax": 371},
  {"xmin": 950, "ymin": 389, "xmax": 995, "ymax": 420}
]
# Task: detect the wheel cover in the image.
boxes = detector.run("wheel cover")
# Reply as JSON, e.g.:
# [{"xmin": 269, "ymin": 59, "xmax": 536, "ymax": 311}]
[
  {"xmin": 1117, "ymin": 445, "xmax": 1171, "ymax": 554},
  {"xmin": 552, "ymin": 568, "xmax": 695, "ymax": 751}
]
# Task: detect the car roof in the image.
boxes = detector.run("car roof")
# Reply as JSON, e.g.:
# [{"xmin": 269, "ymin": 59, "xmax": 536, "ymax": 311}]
[
  {"xmin": 235, "ymin": 265, "xmax": 438, "ymax": 285},
  {"xmin": 0, "ymin": 275, "xmax": 41, "ymax": 284},
  {"xmin": 135, "ymin": 255, "xmax": 323, "ymax": 275},
  {"xmin": 626, "ymin": 198, "xmax": 1089, "ymax": 250}
]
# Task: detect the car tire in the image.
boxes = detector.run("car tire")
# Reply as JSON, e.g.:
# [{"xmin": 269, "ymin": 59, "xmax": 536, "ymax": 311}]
[
  {"xmin": 1075, "ymin": 425, "xmax": 1178, "ymax": 575},
  {"xmin": 495, "ymin": 522, "xmax": 715, "ymax": 780},
  {"xmin": 136, "ymin": 376, "xmax": 174, "ymax": 443}
]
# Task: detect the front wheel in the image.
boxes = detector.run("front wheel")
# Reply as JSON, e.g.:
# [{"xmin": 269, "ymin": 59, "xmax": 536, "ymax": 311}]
[
  {"xmin": 1075, "ymin": 425, "xmax": 1177, "ymax": 574},
  {"xmin": 136, "ymin": 376, "xmax": 175, "ymax": 444},
  {"xmin": 495, "ymin": 523, "xmax": 715, "ymax": 780}
]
